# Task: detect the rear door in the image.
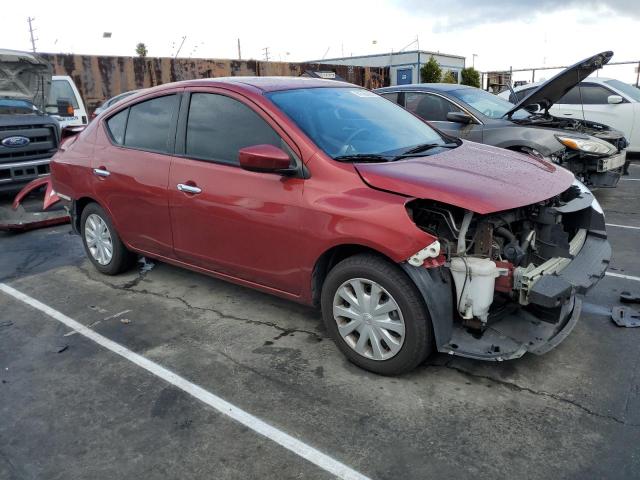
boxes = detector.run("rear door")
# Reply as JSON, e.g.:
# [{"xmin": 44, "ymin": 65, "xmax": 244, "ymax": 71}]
[
  {"xmin": 403, "ymin": 91, "xmax": 483, "ymax": 142},
  {"xmin": 92, "ymin": 91, "xmax": 181, "ymax": 257},
  {"xmin": 168, "ymin": 89, "xmax": 306, "ymax": 295}
]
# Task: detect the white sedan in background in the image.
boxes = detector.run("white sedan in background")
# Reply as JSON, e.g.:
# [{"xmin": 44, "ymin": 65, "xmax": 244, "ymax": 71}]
[{"xmin": 500, "ymin": 78, "xmax": 640, "ymax": 155}]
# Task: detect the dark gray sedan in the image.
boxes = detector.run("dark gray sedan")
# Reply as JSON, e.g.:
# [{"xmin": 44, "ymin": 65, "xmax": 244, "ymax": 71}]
[{"xmin": 375, "ymin": 52, "xmax": 628, "ymax": 188}]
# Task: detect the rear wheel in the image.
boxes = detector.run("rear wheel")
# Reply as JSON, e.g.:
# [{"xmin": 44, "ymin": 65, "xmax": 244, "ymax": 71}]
[
  {"xmin": 321, "ymin": 253, "xmax": 433, "ymax": 375},
  {"xmin": 81, "ymin": 203, "xmax": 135, "ymax": 275}
]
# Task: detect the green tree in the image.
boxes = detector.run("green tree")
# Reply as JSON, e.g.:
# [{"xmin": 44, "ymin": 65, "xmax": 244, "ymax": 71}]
[
  {"xmin": 442, "ymin": 70, "xmax": 458, "ymax": 84},
  {"xmin": 420, "ymin": 55, "xmax": 441, "ymax": 83},
  {"xmin": 460, "ymin": 67, "xmax": 481, "ymax": 88},
  {"xmin": 135, "ymin": 43, "xmax": 148, "ymax": 57}
]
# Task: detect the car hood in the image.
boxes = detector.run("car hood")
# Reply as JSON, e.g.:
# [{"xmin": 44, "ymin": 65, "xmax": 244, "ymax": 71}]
[
  {"xmin": 0, "ymin": 49, "xmax": 52, "ymax": 111},
  {"xmin": 504, "ymin": 51, "xmax": 613, "ymax": 118},
  {"xmin": 355, "ymin": 141, "xmax": 575, "ymax": 214}
]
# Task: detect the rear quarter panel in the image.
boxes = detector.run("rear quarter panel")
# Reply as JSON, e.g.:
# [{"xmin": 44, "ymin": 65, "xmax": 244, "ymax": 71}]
[{"xmin": 50, "ymin": 124, "xmax": 97, "ymax": 201}]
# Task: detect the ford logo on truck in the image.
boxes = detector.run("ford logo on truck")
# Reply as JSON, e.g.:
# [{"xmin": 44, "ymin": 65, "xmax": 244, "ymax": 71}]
[{"xmin": 2, "ymin": 136, "xmax": 31, "ymax": 148}]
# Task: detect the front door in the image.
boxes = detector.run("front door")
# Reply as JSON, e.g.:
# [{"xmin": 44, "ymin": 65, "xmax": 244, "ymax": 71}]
[
  {"xmin": 168, "ymin": 90, "xmax": 306, "ymax": 295},
  {"xmin": 550, "ymin": 83, "xmax": 635, "ymax": 140},
  {"xmin": 92, "ymin": 92, "xmax": 180, "ymax": 257},
  {"xmin": 404, "ymin": 92, "xmax": 483, "ymax": 142}
]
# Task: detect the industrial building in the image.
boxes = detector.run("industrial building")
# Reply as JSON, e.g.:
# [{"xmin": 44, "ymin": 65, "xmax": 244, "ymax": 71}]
[{"xmin": 311, "ymin": 50, "xmax": 466, "ymax": 86}]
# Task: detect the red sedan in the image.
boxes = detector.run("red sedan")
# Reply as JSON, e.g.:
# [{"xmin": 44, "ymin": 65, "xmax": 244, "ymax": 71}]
[{"xmin": 51, "ymin": 77, "xmax": 610, "ymax": 374}]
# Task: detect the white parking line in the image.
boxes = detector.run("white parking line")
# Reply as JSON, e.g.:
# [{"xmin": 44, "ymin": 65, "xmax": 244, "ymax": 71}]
[
  {"xmin": 0, "ymin": 283, "xmax": 372, "ymax": 480},
  {"xmin": 606, "ymin": 223, "xmax": 640, "ymax": 230},
  {"xmin": 606, "ymin": 272, "xmax": 640, "ymax": 282}
]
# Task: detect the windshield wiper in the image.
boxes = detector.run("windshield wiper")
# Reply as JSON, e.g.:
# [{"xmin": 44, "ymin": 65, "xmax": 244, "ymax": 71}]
[
  {"xmin": 396, "ymin": 142, "xmax": 458, "ymax": 157},
  {"xmin": 333, "ymin": 154, "xmax": 390, "ymax": 163}
]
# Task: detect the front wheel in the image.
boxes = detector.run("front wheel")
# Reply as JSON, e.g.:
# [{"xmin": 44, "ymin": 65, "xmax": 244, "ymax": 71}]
[
  {"xmin": 321, "ymin": 254, "xmax": 433, "ymax": 375},
  {"xmin": 81, "ymin": 203, "xmax": 135, "ymax": 275}
]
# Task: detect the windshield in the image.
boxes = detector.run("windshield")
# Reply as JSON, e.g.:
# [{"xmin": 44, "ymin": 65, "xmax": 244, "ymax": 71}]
[
  {"xmin": 267, "ymin": 87, "xmax": 446, "ymax": 159},
  {"xmin": 447, "ymin": 87, "xmax": 528, "ymax": 119},
  {"xmin": 46, "ymin": 79, "xmax": 79, "ymax": 113},
  {"xmin": 605, "ymin": 79, "xmax": 640, "ymax": 102}
]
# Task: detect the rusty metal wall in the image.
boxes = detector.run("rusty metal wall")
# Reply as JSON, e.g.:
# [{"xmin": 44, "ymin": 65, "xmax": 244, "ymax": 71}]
[{"xmin": 40, "ymin": 54, "xmax": 390, "ymax": 111}]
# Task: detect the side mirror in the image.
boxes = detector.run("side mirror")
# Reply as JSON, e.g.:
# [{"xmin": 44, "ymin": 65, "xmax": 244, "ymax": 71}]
[
  {"xmin": 446, "ymin": 111, "xmax": 474, "ymax": 124},
  {"xmin": 57, "ymin": 99, "xmax": 74, "ymax": 117},
  {"xmin": 61, "ymin": 125, "xmax": 86, "ymax": 139},
  {"xmin": 239, "ymin": 144, "xmax": 293, "ymax": 174},
  {"xmin": 608, "ymin": 95, "xmax": 623, "ymax": 104},
  {"xmin": 524, "ymin": 103, "xmax": 541, "ymax": 113}
]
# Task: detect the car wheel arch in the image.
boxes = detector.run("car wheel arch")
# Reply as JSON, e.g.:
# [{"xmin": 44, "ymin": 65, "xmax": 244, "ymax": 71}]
[
  {"xmin": 310, "ymin": 243, "xmax": 399, "ymax": 307},
  {"xmin": 73, "ymin": 197, "xmax": 120, "ymax": 237}
]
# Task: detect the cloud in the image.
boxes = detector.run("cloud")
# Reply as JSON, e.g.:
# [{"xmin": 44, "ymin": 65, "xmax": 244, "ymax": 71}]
[{"xmin": 393, "ymin": 0, "xmax": 639, "ymax": 31}]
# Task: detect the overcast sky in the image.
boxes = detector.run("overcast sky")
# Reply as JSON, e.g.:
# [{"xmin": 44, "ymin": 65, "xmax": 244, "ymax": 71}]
[{"xmin": 3, "ymin": 0, "xmax": 639, "ymax": 82}]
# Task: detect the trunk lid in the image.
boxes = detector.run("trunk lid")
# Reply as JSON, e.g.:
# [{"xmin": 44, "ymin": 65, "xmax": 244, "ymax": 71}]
[
  {"xmin": 0, "ymin": 49, "xmax": 52, "ymax": 111},
  {"xmin": 504, "ymin": 51, "xmax": 613, "ymax": 118},
  {"xmin": 355, "ymin": 141, "xmax": 575, "ymax": 214}
]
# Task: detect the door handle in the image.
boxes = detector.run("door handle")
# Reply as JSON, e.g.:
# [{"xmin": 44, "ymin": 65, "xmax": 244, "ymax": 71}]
[
  {"xmin": 562, "ymin": 113, "xmax": 574, "ymax": 116},
  {"xmin": 93, "ymin": 168, "xmax": 110, "ymax": 177},
  {"xmin": 177, "ymin": 183, "xmax": 202, "ymax": 194}
]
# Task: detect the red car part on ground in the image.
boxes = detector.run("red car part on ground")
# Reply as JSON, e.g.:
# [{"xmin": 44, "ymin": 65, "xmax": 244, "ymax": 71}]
[{"xmin": 0, "ymin": 176, "xmax": 68, "ymax": 232}]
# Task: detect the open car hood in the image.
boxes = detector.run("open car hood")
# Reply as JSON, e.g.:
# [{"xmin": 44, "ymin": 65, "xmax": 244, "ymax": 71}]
[
  {"xmin": 504, "ymin": 51, "xmax": 613, "ymax": 118},
  {"xmin": 355, "ymin": 141, "xmax": 574, "ymax": 214},
  {"xmin": 0, "ymin": 49, "xmax": 52, "ymax": 111}
]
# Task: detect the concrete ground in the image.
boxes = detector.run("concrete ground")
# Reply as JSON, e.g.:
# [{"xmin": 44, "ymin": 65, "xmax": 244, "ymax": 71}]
[{"xmin": 1, "ymin": 168, "xmax": 639, "ymax": 480}]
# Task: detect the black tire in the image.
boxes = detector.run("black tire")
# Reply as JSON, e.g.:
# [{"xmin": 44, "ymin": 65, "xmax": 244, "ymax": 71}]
[
  {"xmin": 321, "ymin": 253, "xmax": 433, "ymax": 375},
  {"xmin": 80, "ymin": 202, "xmax": 136, "ymax": 275}
]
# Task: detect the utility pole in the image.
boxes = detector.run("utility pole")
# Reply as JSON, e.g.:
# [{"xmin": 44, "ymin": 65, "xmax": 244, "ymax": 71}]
[
  {"xmin": 262, "ymin": 47, "xmax": 270, "ymax": 61},
  {"xmin": 237, "ymin": 38, "xmax": 242, "ymax": 60},
  {"xmin": 472, "ymin": 53, "xmax": 478, "ymax": 69},
  {"xmin": 27, "ymin": 17, "xmax": 37, "ymax": 52},
  {"xmin": 174, "ymin": 36, "xmax": 186, "ymax": 58}
]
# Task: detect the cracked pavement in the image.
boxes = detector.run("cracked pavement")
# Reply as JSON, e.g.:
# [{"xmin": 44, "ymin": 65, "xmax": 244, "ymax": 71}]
[{"xmin": 1, "ymin": 171, "xmax": 640, "ymax": 479}]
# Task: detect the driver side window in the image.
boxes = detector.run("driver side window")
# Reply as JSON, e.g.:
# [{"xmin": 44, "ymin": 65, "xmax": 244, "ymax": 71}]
[
  {"xmin": 185, "ymin": 93, "xmax": 291, "ymax": 166},
  {"xmin": 405, "ymin": 93, "xmax": 462, "ymax": 122}
]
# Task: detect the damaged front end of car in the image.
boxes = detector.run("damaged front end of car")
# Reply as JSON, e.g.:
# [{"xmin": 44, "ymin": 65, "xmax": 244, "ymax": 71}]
[
  {"xmin": 513, "ymin": 115, "xmax": 628, "ymax": 188},
  {"xmin": 402, "ymin": 180, "xmax": 610, "ymax": 361}
]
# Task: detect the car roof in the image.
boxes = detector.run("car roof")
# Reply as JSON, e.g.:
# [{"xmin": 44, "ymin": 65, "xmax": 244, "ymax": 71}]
[
  {"xmin": 511, "ymin": 77, "xmax": 615, "ymax": 91},
  {"xmin": 376, "ymin": 83, "xmax": 474, "ymax": 93},
  {"xmin": 152, "ymin": 76, "xmax": 356, "ymax": 94}
]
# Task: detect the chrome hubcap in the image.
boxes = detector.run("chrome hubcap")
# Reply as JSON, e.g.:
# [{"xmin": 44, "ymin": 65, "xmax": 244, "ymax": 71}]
[
  {"xmin": 85, "ymin": 214, "xmax": 113, "ymax": 265},
  {"xmin": 332, "ymin": 278, "xmax": 405, "ymax": 361}
]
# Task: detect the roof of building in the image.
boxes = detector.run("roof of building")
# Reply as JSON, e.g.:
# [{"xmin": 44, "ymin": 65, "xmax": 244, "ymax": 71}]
[{"xmin": 309, "ymin": 49, "xmax": 466, "ymax": 63}]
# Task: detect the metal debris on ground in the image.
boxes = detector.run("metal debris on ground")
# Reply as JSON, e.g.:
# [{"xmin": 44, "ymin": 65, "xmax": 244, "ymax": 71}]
[
  {"xmin": 139, "ymin": 257, "xmax": 155, "ymax": 273},
  {"xmin": 611, "ymin": 306, "xmax": 640, "ymax": 327}
]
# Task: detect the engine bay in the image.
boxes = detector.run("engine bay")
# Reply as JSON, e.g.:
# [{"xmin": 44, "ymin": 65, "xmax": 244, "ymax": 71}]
[{"xmin": 406, "ymin": 184, "xmax": 601, "ymax": 330}]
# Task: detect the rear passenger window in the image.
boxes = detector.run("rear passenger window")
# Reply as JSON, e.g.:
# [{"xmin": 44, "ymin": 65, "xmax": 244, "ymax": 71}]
[
  {"xmin": 124, "ymin": 95, "xmax": 178, "ymax": 153},
  {"xmin": 106, "ymin": 109, "xmax": 128, "ymax": 145},
  {"xmin": 186, "ymin": 93, "xmax": 283, "ymax": 165}
]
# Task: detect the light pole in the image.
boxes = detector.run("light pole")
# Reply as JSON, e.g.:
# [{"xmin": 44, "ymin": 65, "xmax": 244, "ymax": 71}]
[{"xmin": 472, "ymin": 53, "xmax": 478, "ymax": 69}]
